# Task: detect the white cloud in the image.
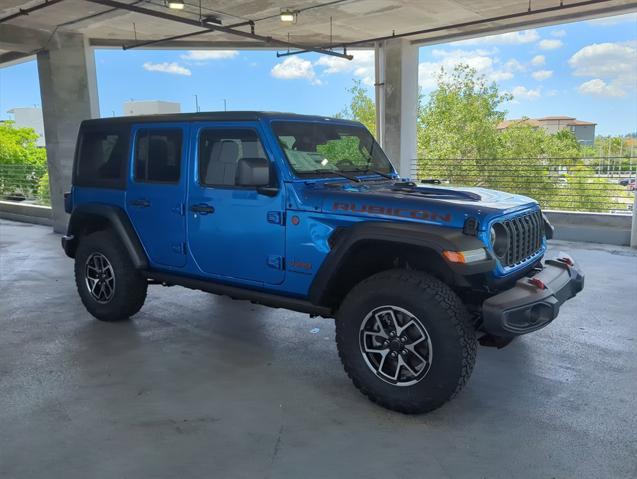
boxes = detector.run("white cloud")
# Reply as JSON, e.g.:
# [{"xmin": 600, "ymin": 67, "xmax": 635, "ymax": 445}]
[
  {"xmin": 569, "ymin": 42, "xmax": 636, "ymax": 97},
  {"xmin": 504, "ymin": 59, "xmax": 525, "ymax": 72},
  {"xmin": 454, "ymin": 29, "xmax": 540, "ymax": 46},
  {"xmin": 577, "ymin": 78, "xmax": 625, "ymax": 97},
  {"xmin": 431, "ymin": 47, "xmax": 498, "ymax": 57},
  {"xmin": 143, "ymin": 62, "xmax": 191, "ymax": 76},
  {"xmin": 551, "ymin": 29, "xmax": 566, "ymax": 37},
  {"xmin": 587, "ymin": 12, "xmax": 637, "ymax": 26},
  {"xmin": 539, "ymin": 39, "xmax": 563, "ymax": 50},
  {"xmin": 510, "ymin": 85, "xmax": 541, "ymax": 101},
  {"xmin": 569, "ymin": 42, "xmax": 636, "ymax": 78},
  {"xmin": 532, "ymin": 70, "xmax": 553, "ymax": 81},
  {"xmin": 531, "ymin": 55, "xmax": 545, "ymax": 66},
  {"xmin": 547, "ymin": 89, "xmax": 558, "ymax": 97},
  {"xmin": 418, "ymin": 48, "xmax": 522, "ymax": 89},
  {"xmin": 314, "ymin": 50, "xmax": 375, "ymax": 85},
  {"xmin": 271, "ymin": 57, "xmax": 321, "ymax": 85},
  {"xmin": 180, "ymin": 50, "xmax": 238, "ymax": 61}
]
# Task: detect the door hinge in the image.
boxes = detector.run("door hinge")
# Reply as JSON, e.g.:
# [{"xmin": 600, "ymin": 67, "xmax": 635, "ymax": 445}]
[
  {"xmin": 172, "ymin": 203, "xmax": 185, "ymax": 216},
  {"xmin": 267, "ymin": 255, "xmax": 284, "ymax": 270},
  {"xmin": 267, "ymin": 211, "xmax": 285, "ymax": 225},
  {"xmin": 171, "ymin": 242, "xmax": 187, "ymax": 255}
]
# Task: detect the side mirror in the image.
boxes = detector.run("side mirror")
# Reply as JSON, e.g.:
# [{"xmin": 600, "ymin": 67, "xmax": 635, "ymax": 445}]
[{"xmin": 235, "ymin": 158, "xmax": 279, "ymax": 196}]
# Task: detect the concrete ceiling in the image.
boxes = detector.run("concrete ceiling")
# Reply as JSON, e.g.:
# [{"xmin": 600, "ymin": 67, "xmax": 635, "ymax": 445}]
[{"xmin": 1, "ymin": 0, "xmax": 636, "ymax": 65}]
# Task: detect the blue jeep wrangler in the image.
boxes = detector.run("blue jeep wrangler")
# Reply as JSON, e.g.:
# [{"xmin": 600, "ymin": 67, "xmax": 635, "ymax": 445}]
[{"xmin": 62, "ymin": 112, "xmax": 584, "ymax": 414}]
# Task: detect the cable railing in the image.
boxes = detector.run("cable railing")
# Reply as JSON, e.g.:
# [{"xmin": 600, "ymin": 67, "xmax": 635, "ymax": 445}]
[
  {"xmin": 410, "ymin": 156, "xmax": 636, "ymax": 214},
  {"xmin": 1, "ymin": 157, "xmax": 636, "ymax": 214},
  {"xmin": 0, "ymin": 164, "xmax": 50, "ymax": 206}
]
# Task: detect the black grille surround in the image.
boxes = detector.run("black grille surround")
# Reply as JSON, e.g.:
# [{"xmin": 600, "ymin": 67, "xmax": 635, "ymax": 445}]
[{"xmin": 493, "ymin": 210, "xmax": 545, "ymax": 267}]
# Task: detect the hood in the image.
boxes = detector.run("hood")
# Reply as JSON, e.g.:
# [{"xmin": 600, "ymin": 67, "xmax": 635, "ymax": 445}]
[{"xmin": 288, "ymin": 179, "xmax": 538, "ymax": 230}]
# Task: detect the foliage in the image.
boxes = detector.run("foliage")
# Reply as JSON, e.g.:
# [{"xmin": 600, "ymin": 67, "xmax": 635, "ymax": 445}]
[
  {"xmin": 589, "ymin": 135, "xmax": 637, "ymax": 173},
  {"xmin": 338, "ymin": 80, "xmax": 377, "ymax": 137},
  {"xmin": 0, "ymin": 121, "xmax": 48, "ymax": 203},
  {"xmin": 0, "ymin": 121, "xmax": 46, "ymax": 166},
  {"xmin": 37, "ymin": 172, "xmax": 51, "ymax": 206},
  {"xmin": 418, "ymin": 64, "xmax": 510, "ymax": 160},
  {"xmin": 338, "ymin": 65, "xmax": 633, "ymax": 213}
]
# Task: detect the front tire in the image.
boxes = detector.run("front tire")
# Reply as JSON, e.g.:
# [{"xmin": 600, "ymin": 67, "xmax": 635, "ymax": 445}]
[
  {"xmin": 336, "ymin": 269, "xmax": 477, "ymax": 414},
  {"xmin": 74, "ymin": 230, "xmax": 148, "ymax": 321}
]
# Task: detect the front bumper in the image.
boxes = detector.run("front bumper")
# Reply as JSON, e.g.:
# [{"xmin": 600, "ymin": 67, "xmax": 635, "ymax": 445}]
[{"xmin": 481, "ymin": 253, "xmax": 584, "ymax": 336}]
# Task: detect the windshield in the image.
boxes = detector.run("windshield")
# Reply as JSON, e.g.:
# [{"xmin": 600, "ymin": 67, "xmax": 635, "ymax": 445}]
[{"xmin": 271, "ymin": 121, "xmax": 395, "ymax": 178}]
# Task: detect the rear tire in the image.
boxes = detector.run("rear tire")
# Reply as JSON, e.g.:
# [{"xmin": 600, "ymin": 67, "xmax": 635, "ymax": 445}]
[
  {"xmin": 74, "ymin": 230, "xmax": 147, "ymax": 321},
  {"xmin": 335, "ymin": 269, "xmax": 477, "ymax": 414}
]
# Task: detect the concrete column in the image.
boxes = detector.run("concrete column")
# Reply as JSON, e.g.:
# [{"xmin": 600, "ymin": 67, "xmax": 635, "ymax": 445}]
[
  {"xmin": 378, "ymin": 38, "xmax": 419, "ymax": 178},
  {"xmin": 37, "ymin": 32, "xmax": 99, "ymax": 233}
]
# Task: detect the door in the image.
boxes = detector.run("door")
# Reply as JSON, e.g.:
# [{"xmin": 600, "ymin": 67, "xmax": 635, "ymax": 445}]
[
  {"xmin": 187, "ymin": 124, "xmax": 286, "ymax": 285},
  {"xmin": 126, "ymin": 124, "xmax": 187, "ymax": 268}
]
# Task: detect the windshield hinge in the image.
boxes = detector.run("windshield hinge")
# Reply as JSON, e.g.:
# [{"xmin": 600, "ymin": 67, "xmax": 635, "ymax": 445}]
[{"xmin": 267, "ymin": 211, "xmax": 285, "ymax": 225}]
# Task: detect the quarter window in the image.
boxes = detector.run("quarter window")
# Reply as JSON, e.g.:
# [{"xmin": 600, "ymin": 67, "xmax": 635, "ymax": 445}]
[
  {"xmin": 198, "ymin": 129, "xmax": 267, "ymax": 187},
  {"xmin": 75, "ymin": 127, "xmax": 129, "ymax": 188},
  {"xmin": 134, "ymin": 128, "xmax": 183, "ymax": 183}
]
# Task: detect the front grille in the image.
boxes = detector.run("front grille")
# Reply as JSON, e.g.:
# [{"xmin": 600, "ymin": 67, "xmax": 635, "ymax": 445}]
[{"xmin": 497, "ymin": 210, "xmax": 544, "ymax": 267}]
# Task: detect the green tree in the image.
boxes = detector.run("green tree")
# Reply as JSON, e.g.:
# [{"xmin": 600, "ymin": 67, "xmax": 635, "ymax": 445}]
[
  {"xmin": 336, "ymin": 65, "xmax": 632, "ymax": 213},
  {"xmin": 338, "ymin": 80, "xmax": 377, "ymax": 137},
  {"xmin": 418, "ymin": 64, "xmax": 510, "ymax": 160},
  {"xmin": 0, "ymin": 121, "xmax": 48, "ymax": 202},
  {"xmin": 0, "ymin": 121, "xmax": 46, "ymax": 166}
]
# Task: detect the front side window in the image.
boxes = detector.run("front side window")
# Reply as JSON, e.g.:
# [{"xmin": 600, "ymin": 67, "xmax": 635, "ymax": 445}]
[
  {"xmin": 271, "ymin": 121, "xmax": 394, "ymax": 177},
  {"xmin": 134, "ymin": 128, "xmax": 183, "ymax": 183},
  {"xmin": 199, "ymin": 128, "xmax": 267, "ymax": 187}
]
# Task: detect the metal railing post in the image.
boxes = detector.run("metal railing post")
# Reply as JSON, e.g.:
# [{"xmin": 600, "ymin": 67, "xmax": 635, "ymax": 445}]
[{"xmin": 631, "ymin": 192, "xmax": 637, "ymax": 248}]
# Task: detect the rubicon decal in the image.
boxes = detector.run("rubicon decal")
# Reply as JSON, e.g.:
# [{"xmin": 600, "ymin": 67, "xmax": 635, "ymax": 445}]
[{"xmin": 332, "ymin": 202, "xmax": 452, "ymax": 222}]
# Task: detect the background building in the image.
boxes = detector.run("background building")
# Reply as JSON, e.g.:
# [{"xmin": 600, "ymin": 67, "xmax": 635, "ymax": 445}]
[
  {"xmin": 6, "ymin": 107, "xmax": 45, "ymax": 146},
  {"xmin": 498, "ymin": 116, "xmax": 596, "ymax": 145},
  {"xmin": 123, "ymin": 100, "xmax": 181, "ymax": 116}
]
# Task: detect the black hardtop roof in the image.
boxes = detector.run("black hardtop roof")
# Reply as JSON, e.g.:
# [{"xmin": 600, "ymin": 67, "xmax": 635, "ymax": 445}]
[{"xmin": 81, "ymin": 111, "xmax": 363, "ymax": 128}]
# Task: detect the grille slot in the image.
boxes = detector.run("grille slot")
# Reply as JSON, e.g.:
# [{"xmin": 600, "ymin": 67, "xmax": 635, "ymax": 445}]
[{"xmin": 496, "ymin": 210, "xmax": 544, "ymax": 267}]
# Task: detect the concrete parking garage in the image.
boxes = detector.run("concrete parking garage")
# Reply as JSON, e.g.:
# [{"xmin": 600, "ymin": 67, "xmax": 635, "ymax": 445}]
[{"xmin": 1, "ymin": 218, "xmax": 636, "ymax": 478}]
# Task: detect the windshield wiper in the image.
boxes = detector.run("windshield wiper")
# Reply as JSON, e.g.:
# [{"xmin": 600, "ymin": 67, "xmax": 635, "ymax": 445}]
[
  {"xmin": 341, "ymin": 167, "xmax": 394, "ymax": 180},
  {"xmin": 307, "ymin": 169, "xmax": 362, "ymax": 182},
  {"xmin": 365, "ymin": 169, "xmax": 394, "ymax": 180}
]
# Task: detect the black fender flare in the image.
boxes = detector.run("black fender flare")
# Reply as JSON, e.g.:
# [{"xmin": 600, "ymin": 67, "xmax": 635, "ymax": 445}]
[
  {"xmin": 308, "ymin": 221, "xmax": 495, "ymax": 306},
  {"xmin": 62, "ymin": 203, "xmax": 148, "ymax": 269}
]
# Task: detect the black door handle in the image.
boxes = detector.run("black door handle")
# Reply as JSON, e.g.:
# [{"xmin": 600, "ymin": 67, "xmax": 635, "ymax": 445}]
[
  {"xmin": 130, "ymin": 198, "xmax": 151, "ymax": 208},
  {"xmin": 190, "ymin": 203, "xmax": 215, "ymax": 215}
]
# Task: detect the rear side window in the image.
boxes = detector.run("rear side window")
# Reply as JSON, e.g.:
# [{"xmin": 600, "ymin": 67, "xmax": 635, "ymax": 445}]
[
  {"xmin": 74, "ymin": 127, "xmax": 129, "ymax": 189},
  {"xmin": 134, "ymin": 128, "xmax": 183, "ymax": 183},
  {"xmin": 198, "ymin": 129, "xmax": 266, "ymax": 187}
]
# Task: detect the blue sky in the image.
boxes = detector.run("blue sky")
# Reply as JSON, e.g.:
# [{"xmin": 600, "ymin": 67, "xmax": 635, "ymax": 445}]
[{"xmin": 0, "ymin": 12, "xmax": 635, "ymax": 135}]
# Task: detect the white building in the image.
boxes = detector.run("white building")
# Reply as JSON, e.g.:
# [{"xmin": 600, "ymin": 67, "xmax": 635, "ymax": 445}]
[
  {"xmin": 123, "ymin": 100, "xmax": 181, "ymax": 116},
  {"xmin": 7, "ymin": 107, "xmax": 45, "ymax": 147},
  {"xmin": 498, "ymin": 116, "xmax": 596, "ymax": 146}
]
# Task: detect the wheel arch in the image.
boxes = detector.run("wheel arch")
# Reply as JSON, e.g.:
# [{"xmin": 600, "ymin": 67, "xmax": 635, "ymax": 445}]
[
  {"xmin": 309, "ymin": 221, "xmax": 494, "ymax": 308},
  {"xmin": 63, "ymin": 203, "xmax": 148, "ymax": 269}
]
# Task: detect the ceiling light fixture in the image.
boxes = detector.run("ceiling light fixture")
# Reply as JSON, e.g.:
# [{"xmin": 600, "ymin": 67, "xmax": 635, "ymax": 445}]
[
  {"xmin": 280, "ymin": 9, "xmax": 296, "ymax": 22},
  {"xmin": 167, "ymin": 0, "xmax": 185, "ymax": 10}
]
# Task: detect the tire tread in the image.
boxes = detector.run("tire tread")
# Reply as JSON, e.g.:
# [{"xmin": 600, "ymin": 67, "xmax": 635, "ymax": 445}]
[{"xmin": 335, "ymin": 269, "xmax": 477, "ymax": 414}]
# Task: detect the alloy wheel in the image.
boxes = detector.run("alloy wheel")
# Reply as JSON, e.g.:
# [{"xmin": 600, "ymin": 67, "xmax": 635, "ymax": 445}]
[
  {"xmin": 84, "ymin": 252, "xmax": 116, "ymax": 303},
  {"xmin": 359, "ymin": 305, "xmax": 433, "ymax": 386}
]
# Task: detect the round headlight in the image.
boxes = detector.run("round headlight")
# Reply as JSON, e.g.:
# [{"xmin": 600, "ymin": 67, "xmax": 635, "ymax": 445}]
[{"xmin": 490, "ymin": 223, "xmax": 509, "ymax": 258}]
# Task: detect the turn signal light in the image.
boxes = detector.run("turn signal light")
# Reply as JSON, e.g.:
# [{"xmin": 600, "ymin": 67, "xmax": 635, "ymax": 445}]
[
  {"xmin": 442, "ymin": 248, "xmax": 487, "ymax": 264},
  {"xmin": 442, "ymin": 251, "xmax": 465, "ymax": 263}
]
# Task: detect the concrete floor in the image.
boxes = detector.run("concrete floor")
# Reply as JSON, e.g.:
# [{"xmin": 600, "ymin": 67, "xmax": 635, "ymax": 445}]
[{"xmin": 1, "ymin": 218, "xmax": 636, "ymax": 479}]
